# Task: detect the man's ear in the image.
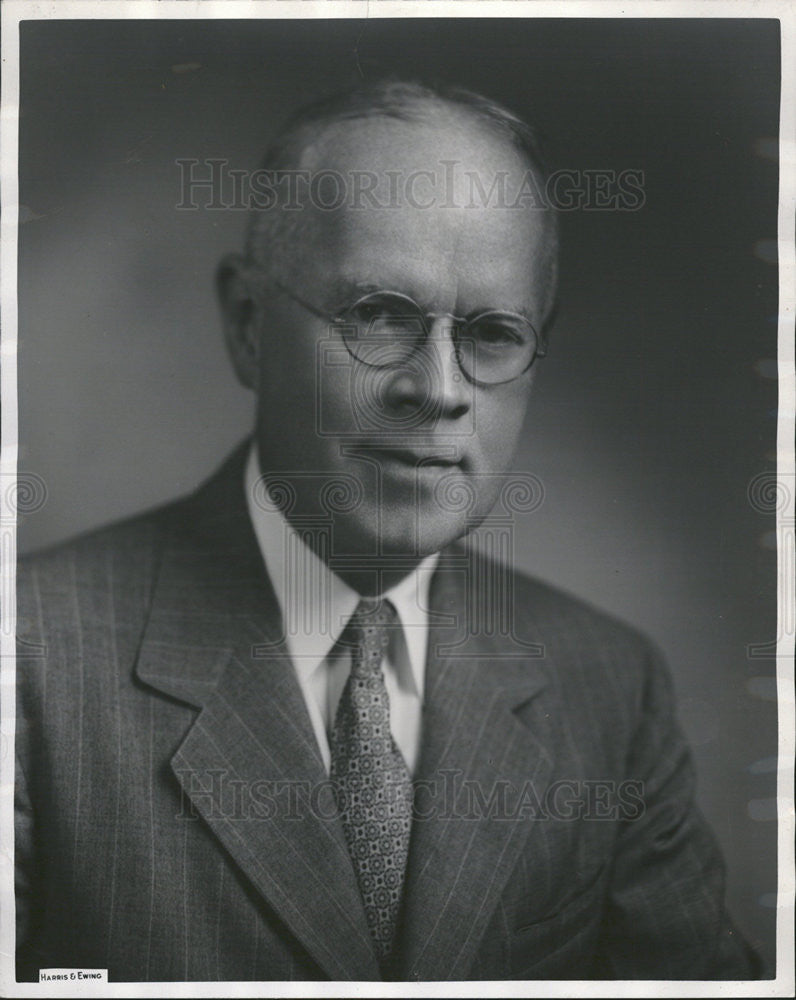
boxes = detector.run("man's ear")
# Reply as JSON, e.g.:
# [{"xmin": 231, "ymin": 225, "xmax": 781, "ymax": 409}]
[{"xmin": 217, "ymin": 252, "xmax": 260, "ymax": 390}]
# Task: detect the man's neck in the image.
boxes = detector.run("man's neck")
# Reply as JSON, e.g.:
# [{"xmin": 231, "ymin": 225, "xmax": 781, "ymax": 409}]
[{"xmin": 245, "ymin": 442, "xmax": 441, "ymax": 600}]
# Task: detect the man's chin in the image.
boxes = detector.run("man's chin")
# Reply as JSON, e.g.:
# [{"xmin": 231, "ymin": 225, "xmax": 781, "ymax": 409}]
[{"xmin": 329, "ymin": 507, "xmax": 471, "ymax": 563}]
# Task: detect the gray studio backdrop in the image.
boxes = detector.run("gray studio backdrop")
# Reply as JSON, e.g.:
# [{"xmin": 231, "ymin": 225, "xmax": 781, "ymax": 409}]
[{"xmin": 17, "ymin": 18, "xmax": 779, "ymax": 971}]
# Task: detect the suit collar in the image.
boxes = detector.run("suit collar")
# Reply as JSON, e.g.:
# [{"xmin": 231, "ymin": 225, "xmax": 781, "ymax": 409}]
[{"xmin": 134, "ymin": 441, "xmax": 282, "ymax": 706}]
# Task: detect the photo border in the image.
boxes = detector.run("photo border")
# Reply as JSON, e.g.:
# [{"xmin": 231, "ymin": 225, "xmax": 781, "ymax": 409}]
[{"xmin": 1, "ymin": 2, "xmax": 793, "ymax": 997}]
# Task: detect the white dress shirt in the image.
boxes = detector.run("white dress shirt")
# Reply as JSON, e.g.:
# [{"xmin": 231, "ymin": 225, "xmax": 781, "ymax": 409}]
[{"xmin": 244, "ymin": 444, "xmax": 438, "ymax": 775}]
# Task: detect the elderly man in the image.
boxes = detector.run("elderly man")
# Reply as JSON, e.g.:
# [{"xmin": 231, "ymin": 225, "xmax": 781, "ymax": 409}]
[{"xmin": 15, "ymin": 79, "xmax": 759, "ymax": 982}]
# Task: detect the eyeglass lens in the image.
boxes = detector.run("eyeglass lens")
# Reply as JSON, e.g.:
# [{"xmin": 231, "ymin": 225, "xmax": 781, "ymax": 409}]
[{"xmin": 338, "ymin": 293, "xmax": 538, "ymax": 385}]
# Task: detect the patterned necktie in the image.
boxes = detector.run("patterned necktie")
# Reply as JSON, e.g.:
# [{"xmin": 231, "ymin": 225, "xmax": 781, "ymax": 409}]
[{"xmin": 330, "ymin": 597, "xmax": 414, "ymax": 967}]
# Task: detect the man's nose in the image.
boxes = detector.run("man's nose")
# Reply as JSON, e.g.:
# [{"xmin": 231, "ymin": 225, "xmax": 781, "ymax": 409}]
[{"xmin": 380, "ymin": 316, "xmax": 473, "ymax": 424}]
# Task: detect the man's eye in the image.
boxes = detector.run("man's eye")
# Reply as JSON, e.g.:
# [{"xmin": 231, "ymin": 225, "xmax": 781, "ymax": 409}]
[
  {"xmin": 347, "ymin": 298, "xmax": 423, "ymax": 339},
  {"xmin": 470, "ymin": 320, "xmax": 524, "ymax": 348},
  {"xmin": 349, "ymin": 301, "xmax": 393, "ymax": 324}
]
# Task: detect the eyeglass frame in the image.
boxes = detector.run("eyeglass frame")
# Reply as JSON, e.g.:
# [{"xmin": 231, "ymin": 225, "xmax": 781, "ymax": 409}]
[{"xmin": 269, "ymin": 277, "xmax": 548, "ymax": 387}]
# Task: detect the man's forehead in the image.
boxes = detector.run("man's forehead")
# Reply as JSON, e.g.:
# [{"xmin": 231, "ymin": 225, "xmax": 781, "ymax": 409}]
[
  {"xmin": 289, "ymin": 115, "xmax": 549, "ymax": 307},
  {"xmin": 299, "ymin": 110, "xmax": 532, "ymax": 198}
]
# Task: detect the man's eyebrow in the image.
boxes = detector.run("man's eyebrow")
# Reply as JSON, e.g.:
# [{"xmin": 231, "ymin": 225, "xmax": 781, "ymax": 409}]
[
  {"xmin": 460, "ymin": 301, "xmax": 534, "ymax": 323},
  {"xmin": 325, "ymin": 278, "xmax": 534, "ymax": 322},
  {"xmin": 325, "ymin": 278, "xmax": 385, "ymax": 310}
]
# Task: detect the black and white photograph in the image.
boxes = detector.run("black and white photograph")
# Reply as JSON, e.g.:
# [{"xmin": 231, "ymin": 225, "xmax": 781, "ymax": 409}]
[{"xmin": 1, "ymin": 2, "xmax": 793, "ymax": 994}]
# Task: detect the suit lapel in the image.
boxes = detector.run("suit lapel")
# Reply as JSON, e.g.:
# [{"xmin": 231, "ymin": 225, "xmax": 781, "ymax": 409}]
[
  {"xmin": 396, "ymin": 550, "xmax": 558, "ymax": 981},
  {"xmin": 134, "ymin": 447, "xmax": 559, "ymax": 981},
  {"xmin": 135, "ymin": 446, "xmax": 380, "ymax": 981}
]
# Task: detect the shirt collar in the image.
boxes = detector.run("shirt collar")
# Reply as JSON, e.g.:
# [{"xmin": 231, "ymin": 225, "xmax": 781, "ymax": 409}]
[{"xmin": 244, "ymin": 442, "xmax": 437, "ymax": 698}]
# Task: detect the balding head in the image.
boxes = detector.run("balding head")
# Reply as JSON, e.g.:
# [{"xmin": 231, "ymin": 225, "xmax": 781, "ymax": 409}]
[{"xmin": 242, "ymin": 78, "xmax": 559, "ymax": 332}]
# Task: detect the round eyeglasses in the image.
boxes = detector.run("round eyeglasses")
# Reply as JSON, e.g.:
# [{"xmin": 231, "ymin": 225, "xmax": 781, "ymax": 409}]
[{"xmin": 273, "ymin": 280, "xmax": 547, "ymax": 386}]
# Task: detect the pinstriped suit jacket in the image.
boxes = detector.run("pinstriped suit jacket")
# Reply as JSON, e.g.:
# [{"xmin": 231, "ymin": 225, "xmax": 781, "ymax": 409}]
[{"xmin": 15, "ymin": 444, "xmax": 760, "ymax": 982}]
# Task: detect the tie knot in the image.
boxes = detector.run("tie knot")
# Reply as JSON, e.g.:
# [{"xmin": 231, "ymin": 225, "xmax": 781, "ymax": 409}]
[
  {"xmin": 352, "ymin": 597, "xmax": 399, "ymax": 629},
  {"xmin": 348, "ymin": 598, "xmax": 400, "ymax": 678}
]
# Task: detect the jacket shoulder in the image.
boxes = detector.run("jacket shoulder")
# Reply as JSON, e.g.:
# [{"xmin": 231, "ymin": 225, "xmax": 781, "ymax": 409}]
[
  {"xmin": 503, "ymin": 560, "xmax": 668, "ymax": 712},
  {"xmin": 510, "ymin": 564, "xmax": 653, "ymax": 654},
  {"xmin": 19, "ymin": 498, "xmax": 179, "ymax": 588},
  {"xmin": 15, "ymin": 496, "xmax": 190, "ymax": 652},
  {"xmin": 16, "ymin": 443, "xmax": 250, "ymax": 662}
]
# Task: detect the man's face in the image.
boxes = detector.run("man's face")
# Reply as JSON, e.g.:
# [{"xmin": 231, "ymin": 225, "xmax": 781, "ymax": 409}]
[{"xmin": 244, "ymin": 114, "xmax": 552, "ymax": 567}]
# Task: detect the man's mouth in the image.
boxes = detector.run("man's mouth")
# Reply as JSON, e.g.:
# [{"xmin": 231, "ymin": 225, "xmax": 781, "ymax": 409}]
[
  {"xmin": 373, "ymin": 448, "xmax": 459, "ymax": 467},
  {"xmin": 348, "ymin": 444, "xmax": 465, "ymax": 479},
  {"xmin": 351, "ymin": 443, "xmax": 461, "ymax": 463}
]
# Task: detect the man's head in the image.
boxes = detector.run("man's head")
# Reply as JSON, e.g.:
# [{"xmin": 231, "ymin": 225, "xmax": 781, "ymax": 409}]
[{"xmin": 219, "ymin": 79, "xmax": 558, "ymax": 586}]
